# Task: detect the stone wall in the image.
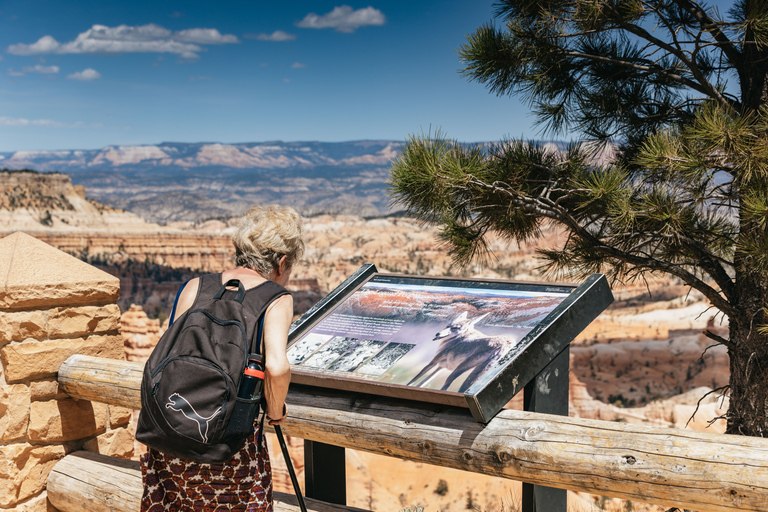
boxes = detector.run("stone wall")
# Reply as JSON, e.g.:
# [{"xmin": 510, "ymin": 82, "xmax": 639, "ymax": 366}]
[{"xmin": 0, "ymin": 232, "xmax": 132, "ymax": 512}]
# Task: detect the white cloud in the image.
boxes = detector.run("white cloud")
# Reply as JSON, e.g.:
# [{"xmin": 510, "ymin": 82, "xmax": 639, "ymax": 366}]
[
  {"xmin": 7, "ymin": 64, "xmax": 60, "ymax": 76},
  {"xmin": 67, "ymin": 68, "xmax": 101, "ymax": 81},
  {"xmin": 26, "ymin": 64, "xmax": 59, "ymax": 74},
  {"xmin": 8, "ymin": 35, "xmax": 61, "ymax": 54},
  {"xmin": 7, "ymin": 24, "xmax": 239, "ymax": 59},
  {"xmin": 0, "ymin": 116, "xmax": 102, "ymax": 129},
  {"xmin": 296, "ymin": 5, "xmax": 386, "ymax": 33},
  {"xmin": 252, "ymin": 30, "xmax": 296, "ymax": 42},
  {"xmin": 291, "ymin": 62, "xmax": 306, "ymax": 68},
  {"xmin": 175, "ymin": 28, "xmax": 238, "ymax": 44},
  {"xmin": 0, "ymin": 116, "xmax": 66, "ymax": 127}
]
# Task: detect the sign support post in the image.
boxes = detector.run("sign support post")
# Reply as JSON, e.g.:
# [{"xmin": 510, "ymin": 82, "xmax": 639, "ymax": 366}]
[
  {"xmin": 522, "ymin": 346, "xmax": 570, "ymax": 512},
  {"xmin": 304, "ymin": 441, "xmax": 347, "ymax": 505}
]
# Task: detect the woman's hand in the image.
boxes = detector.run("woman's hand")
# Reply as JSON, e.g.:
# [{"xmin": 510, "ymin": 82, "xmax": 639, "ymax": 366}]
[{"xmin": 267, "ymin": 404, "xmax": 287, "ymax": 426}]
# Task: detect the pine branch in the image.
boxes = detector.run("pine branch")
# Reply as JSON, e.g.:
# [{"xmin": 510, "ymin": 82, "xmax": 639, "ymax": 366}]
[
  {"xmin": 672, "ymin": 0, "xmax": 744, "ymax": 69},
  {"xmin": 561, "ymin": 49, "xmax": 706, "ymax": 93},
  {"xmin": 601, "ymin": 3, "xmax": 738, "ymax": 112},
  {"xmin": 704, "ymin": 329, "xmax": 732, "ymax": 347},
  {"xmin": 461, "ymin": 174, "xmax": 734, "ymax": 316}
]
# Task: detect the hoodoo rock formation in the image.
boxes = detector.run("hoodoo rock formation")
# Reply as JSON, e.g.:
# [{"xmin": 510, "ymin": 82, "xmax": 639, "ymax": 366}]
[{"xmin": 121, "ymin": 305, "xmax": 164, "ymax": 363}]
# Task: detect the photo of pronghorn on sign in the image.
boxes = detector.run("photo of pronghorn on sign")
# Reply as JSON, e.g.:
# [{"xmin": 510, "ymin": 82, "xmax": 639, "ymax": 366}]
[{"xmin": 287, "ymin": 278, "xmax": 570, "ymax": 393}]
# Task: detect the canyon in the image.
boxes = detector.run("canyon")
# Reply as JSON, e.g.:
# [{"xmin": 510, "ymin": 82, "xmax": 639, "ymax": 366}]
[
  {"xmin": 1, "ymin": 140, "xmax": 590, "ymax": 224},
  {"xmin": 3, "ymin": 169, "xmax": 730, "ymax": 512},
  {"xmin": 1, "ymin": 141, "xmax": 403, "ymax": 222}
]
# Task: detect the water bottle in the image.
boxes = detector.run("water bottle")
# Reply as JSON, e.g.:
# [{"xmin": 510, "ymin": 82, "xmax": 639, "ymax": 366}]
[{"xmin": 238, "ymin": 355, "xmax": 265, "ymax": 400}]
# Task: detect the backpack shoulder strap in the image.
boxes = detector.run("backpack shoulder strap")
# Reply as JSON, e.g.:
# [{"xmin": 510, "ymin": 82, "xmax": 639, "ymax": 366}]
[
  {"xmin": 244, "ymin": 281, "xmax": 290, "ymax": 354},
  {"xmin": 197, "ymin": 272, "xmax": 224, "ymax": 300},
  {"xmin": 168, "ymin": 273, "xmax": 221, "ymax": 326},
  {"xmin": 168, "ymin": 280, "xmax": 188, "ymax": 326},
  {"xmin": 243, "ymin": 281, "xmax": 289, "ymax": 317}
]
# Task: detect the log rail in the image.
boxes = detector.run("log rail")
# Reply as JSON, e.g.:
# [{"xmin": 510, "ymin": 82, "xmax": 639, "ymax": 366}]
[
  {"xmin": 54, "ymin": 354, "xmax": 768, "ymax": 512},
  {"xmin": 48, "ymin": 450, "xmax": 367, "ymax": 512}
]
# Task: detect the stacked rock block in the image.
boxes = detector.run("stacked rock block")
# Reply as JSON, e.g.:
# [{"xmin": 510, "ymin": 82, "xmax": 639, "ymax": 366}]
[{"xmin": 0, "ymin": 232, "xmax": 133, "ymax": 512}]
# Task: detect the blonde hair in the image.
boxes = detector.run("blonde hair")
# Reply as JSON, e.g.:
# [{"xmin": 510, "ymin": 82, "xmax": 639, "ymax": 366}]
[{"xmin": 232, "ymin": 205, "xmax": 305, "ymax": 277}]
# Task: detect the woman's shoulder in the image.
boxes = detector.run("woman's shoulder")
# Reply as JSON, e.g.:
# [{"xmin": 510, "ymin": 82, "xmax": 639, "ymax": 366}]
[{"xmin": 267, "ymin": 292, "xmax": 293, "ymax": 310}]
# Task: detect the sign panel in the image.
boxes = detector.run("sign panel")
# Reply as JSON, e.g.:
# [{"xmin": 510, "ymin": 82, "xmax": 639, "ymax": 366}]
[{"xmin": 288, "ymin": 264, "xmax": 613, "ymax": 422}]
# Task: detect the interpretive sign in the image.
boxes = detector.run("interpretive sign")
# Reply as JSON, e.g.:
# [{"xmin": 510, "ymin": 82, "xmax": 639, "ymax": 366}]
[{"xmin": 288, "ymin": 264, "xmax": 613, "ymax": 422}]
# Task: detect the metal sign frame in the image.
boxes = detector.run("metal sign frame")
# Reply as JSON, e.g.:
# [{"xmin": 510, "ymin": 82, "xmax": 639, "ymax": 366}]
[{"xmin": 288, "ymin": 264, "xmax": 613, "ymax": 423}]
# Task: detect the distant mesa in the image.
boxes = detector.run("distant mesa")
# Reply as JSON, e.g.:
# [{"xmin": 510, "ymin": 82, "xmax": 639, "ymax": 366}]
[
  {"xmin": 0, "ymin": 140, "xmax": 403, "ymax": 172},
  {"xmin": 0, "ymin": 140, "xmax": 606, "ymax": 224},
  {"xmin": 0, "ymin": 169, "xmax": 153, "ymax": 231},
  {"xmin": 0, "ymin": 141, "xmax": 409, "ymax": 223}
]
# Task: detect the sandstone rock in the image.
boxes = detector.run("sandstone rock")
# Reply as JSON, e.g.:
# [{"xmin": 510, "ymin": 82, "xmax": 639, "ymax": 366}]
[
  {"xmin": 1, "ymin": 334, "xmax": 123, "ymax": 382},
  {"xmin": 109, "ymin": 405, "xmax": 133, "ymax": 428},
  {"xmin": 28, "ymin": 399, "xmax": 107, "ymax": 442},
  {"xmin": 0, "ymin": 305, "xmax": 120, "ymax": 344},
  {"xmin": 29, "ymin": 379, "xmax": 66, "ymax": 401},
  {"xmin": 5, "ymin": 491, "xmax": 55, "ymax": 512},
  {"xmin": 265, "ymin": 433, "xmax": 305, "ymax": 494},
  {"xmin": 0, "ymin": 310, "xmax": 47, "ymax": 343},
  {"xmin": 121, "ymin": 304, "xmax": 151, "ymax": 334},
  {"xmin": 47, "ymin": 305, "xmax": 121, "ymax": 338},
  {"xmin": 0, "ymin": 170, "xmax": 152, "ymax": 233},
  {"xmin": 121, "ymin": 304, "xmax": 163, "ymax": 363},
  {"xmin": 82, "ymin": 427, "xmax": 134, "ymax": 459},
  {"xmin": 0, "ymin": 443, "xmax": 67, "ymax": 507},
  {"xmin": 570, "ymin": 332, "xmax": 729, "ymax": 408},
  {"xmin": 0, "ymin": 384, "xmax": 30, "ymax": 441},
  {"xmin": 0, "ymin": 232, "xmax": 119, "ymax": 310},
  {"xmin": 130, "ymin": 410, "xmax": 147, "ymax": 461}
]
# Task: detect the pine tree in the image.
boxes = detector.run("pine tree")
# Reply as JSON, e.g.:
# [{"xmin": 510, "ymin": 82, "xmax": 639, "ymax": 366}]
[{"xmin": 390, "ymin": 0, "xmax": 768, "ymax": 436}]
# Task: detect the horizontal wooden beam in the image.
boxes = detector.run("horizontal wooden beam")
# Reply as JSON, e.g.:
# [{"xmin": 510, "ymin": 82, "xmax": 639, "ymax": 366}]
[
  {"xmin": 59, "ymin": 354, "xmax": 768, "ymax": 512},
  {"xmin": 48, "ymin": 451, "xmax": 368, "ymax": 512},
  {"xmin": 59, "ymin": 354, "xmax": 143, "ymax": 409}
]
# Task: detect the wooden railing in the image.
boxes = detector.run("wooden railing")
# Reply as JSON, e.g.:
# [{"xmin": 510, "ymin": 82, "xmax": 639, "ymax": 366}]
[
  {"xmin": 51, "ymin": 354, "xmax": 768, "ymax": 512},
  {"xmin": 48, "ymin": 450, "xmax": 367, "ymax": 512}
]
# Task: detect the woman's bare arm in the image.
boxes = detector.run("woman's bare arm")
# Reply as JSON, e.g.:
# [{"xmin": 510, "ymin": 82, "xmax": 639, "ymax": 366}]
[
  {"xmin": 170, "ymin": 278, "xmax": 200, "ymax": 322},
  {"xmin": 262, "ymin": 293, "xmax": 293, "ymax": 425}
]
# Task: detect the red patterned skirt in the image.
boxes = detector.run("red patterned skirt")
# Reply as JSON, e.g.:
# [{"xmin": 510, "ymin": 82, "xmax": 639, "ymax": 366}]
[{"xmin": 140, "ymin": 421, "xmax": 272, "ymax": 512}]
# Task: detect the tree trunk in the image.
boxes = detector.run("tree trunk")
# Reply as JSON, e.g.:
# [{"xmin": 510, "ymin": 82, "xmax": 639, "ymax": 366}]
[
  {"xmin": 726, "ymin": 266, "xmax": 768, "ymax": 437},
  {"xmin": 727, "ymin": 6, "xmax": 768, "ymax": 437},
  {"xmin": 738, "ymin": 0, "xmax": 768, "ymax": 114}
]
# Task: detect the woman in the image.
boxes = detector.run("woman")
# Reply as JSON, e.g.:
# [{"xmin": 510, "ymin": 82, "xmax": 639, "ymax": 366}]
[{"xmin": 140, "ymin": 204, "xmax": 305, "ymax": 512}]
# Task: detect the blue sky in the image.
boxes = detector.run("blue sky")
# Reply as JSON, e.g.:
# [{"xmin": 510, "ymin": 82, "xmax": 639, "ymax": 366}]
[{"xmin": 1, "ymin": 1, "xmax": 537, "ymax": 152}]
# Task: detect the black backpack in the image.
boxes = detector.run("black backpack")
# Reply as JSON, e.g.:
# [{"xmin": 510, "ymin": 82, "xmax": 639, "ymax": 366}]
[{"xmin": 136, "ymin": 273, "xmax": 288, "ymax": 463}]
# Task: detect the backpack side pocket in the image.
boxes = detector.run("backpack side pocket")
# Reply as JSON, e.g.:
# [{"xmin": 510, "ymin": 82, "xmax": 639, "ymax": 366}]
[{"xmin": 223, "ymin": 397, "xmax": 260, "ymax": 441}]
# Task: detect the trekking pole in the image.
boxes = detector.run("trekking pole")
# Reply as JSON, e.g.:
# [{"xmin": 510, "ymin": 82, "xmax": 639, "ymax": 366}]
[{"xmin": 274, "ymin": 424, "xmax": 308, "ymax": 512}]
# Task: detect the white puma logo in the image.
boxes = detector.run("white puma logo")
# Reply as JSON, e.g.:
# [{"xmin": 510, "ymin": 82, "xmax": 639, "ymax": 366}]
[{"xmin": 165, "ymin": 393, "xmax": 221, "ymax": 443}]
